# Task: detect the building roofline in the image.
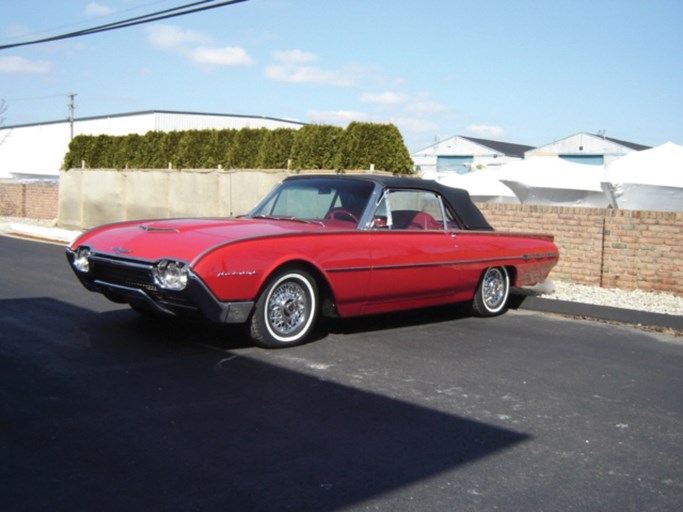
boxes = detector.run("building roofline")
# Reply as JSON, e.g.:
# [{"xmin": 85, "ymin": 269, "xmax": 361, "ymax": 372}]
[
  {"xmin": 1, "ymin": 110, "xmax": 307, "ymax": 130},
  {"xmin": 459, "ymin": 135, "xmax": 534, "ymax": 158},
  {"xmin": 413, "ymin": 135, "xmax": 533, "ymax": 158},
  {"xmin": 528, "ymin": 132, "xmax": 651, "ymax": 152},
  {"xmin": 599, "ymin": 134, "xmax": 651, "ymax": 151}
]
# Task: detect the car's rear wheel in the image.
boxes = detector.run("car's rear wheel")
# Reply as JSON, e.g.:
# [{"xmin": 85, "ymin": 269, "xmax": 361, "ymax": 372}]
[
  {"xmin": 249, "ymin": 269, "xmax": 318, "ymax": 348},
  {"xmin": 471, "ymin": 266, "xmax": 509, "ymax": 317}
]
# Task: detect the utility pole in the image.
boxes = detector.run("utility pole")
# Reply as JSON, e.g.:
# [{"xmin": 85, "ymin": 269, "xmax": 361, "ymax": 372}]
[{"xmin": 67, "ymin": 93, "xmax": 77, "ymax": 139}]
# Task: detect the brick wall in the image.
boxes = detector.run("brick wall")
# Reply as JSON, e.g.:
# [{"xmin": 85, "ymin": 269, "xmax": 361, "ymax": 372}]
[
  {"xmin": 0, "ymin": 182, "xmax": 58, "ymax": 220},
  {"xmin": 478, "ymin": 203, "xmax": 683, "ymax": 297},
  {"xmin": 603, "ymin": 210, "xmax": 683, "ymax": 295},
  {"xmin": 0, "ymin": 182, "xmax": 24, "ymax": 216}
]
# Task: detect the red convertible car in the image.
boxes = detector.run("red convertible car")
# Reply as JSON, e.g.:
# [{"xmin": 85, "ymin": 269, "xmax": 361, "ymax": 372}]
[{"xmin": 67, "ymin": 174, "xmax": 559, "ymax": 348}]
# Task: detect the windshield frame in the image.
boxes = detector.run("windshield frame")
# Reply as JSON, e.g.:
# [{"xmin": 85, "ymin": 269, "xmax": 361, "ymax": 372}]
[{"xmin": 248, "ymin": 177, "xmax": 379, "ymax": 229}]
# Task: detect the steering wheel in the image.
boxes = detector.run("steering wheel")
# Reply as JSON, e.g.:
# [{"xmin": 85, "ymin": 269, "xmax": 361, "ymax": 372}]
[{"xmin": 325, "ymin": 208, "xmax": 359, "ymax": 223}]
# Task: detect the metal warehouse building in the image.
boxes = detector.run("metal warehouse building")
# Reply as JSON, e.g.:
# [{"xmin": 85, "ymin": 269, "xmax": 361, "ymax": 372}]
[
  {"xmin": 414, "ymin": 133, "xmax": 650, "ymax": 174},
  {"xmin": 0, "ymin": 110, "xmax": 305, "ymax": 180},
  {"xmin": 525, "ymin": 132, "xmax": 650, "ymax": 166},
  {"xmin": 413, "ymin": 136, "xmax": 534, "ymax": 175}
]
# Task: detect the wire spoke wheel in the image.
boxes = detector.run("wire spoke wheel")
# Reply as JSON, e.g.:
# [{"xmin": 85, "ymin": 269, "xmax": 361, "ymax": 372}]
[
  {"xmin": 471, "ymin": 266, "xmax": 509, "ymax": 317},
  {"xmin": 250, "ymin": 269, "xmax": 318, "ymax": 348},
  {"xmin": 483, "ymin": 268, "xmax": 506, "ymax": 310},
  {"xmin": 268, "ymin": 281, "xmax": 308, "ymax": 336}
]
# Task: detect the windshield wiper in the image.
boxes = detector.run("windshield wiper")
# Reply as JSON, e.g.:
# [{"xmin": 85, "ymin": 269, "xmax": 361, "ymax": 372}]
[{"xmin": 250, "ymin": 214, "xmax": 323, "ymax": 226}]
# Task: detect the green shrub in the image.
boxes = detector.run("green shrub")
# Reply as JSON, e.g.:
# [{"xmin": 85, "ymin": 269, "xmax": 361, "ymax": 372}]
[
  {"xmin": 290, "ymin": 124, "xmax": 344, "ymax": 170},
  {"xmin": 226, "ymin": 128, "xmax": 268, "ymax": 169},
  {"xmin": 213, "ymin": 129, "xmax": 237, "ymax": 168},
  {"xmin": 256, "ymin": 128, "xmax": 296, "ymax": 169},
  {"xmin": 138, "ymin": 131, "xmax": 170, "ymax": 168},
  {"xmin": 335, "ymin": 122, "xmax": 413, "ymax": 175}
]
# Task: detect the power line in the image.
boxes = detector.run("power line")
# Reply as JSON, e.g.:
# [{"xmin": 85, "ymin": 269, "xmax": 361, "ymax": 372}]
[
  {"xmin": 0, "ymin": 0, "xmax": 249, "ymax": 51},
  {"xmin": 0, "ymin": 0, "xmax": 173, "ymax": 43}
]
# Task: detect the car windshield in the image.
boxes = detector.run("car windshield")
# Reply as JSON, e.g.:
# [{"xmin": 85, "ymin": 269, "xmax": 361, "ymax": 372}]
[{"xmin": 249, "ymin": 178, "xmax": 375, "ymax": 226}]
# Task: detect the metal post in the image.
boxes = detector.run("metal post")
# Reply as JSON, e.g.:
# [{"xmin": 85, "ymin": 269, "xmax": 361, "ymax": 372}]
[{"xmin": 68, "ymin": 93, "xmax": 77, "ymax": 140}]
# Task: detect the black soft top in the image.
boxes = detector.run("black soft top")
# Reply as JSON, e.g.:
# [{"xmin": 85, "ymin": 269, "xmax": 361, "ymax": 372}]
[{"xmin": 284, "ymin": 174, "xmax": 494, "ymax": 231}]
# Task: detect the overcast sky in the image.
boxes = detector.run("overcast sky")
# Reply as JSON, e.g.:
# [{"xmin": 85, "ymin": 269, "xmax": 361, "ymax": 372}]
[{"xmin": 1, "ymin": 0, "xmax": 681, "ymax": 151}]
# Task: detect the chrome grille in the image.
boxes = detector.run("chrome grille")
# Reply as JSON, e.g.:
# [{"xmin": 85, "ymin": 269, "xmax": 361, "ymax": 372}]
[
  {"xmin": 88, "ymin": 254, "xmax": 196, "ymax": 310},
  {"xmin": 90, "ymin": 255, "xmax": 154, "ymax": 289}
]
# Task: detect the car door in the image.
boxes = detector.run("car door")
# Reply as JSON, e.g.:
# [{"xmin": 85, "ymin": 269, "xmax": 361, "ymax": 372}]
[{"xmin": 362, "ymin": 189, "xmax": 476, "ymax": 315}]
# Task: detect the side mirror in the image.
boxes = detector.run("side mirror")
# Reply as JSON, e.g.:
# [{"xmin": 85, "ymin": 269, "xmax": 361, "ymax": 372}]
[{"xmin": 371, "ymin": 216, "xmax": 388, "ymax": 229}]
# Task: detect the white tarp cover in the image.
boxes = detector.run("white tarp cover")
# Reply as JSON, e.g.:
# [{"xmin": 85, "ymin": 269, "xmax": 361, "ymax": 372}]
[
  {"xmin": 601, "ymin": 142, "xmax": 683, "ymax": 212},
  {"xmin": 496, "ymin": 157, "xmax": 610, "ymax": 207},
  {"xmin": 431, "ymin": 169, "xmax": 518, "ymax": 203}
]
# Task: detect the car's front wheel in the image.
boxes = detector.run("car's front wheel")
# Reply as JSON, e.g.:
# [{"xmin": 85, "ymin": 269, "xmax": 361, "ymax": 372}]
[
  {"xmin": 249, "ymin": 269, "xmax": 319, "ymax": 348},
  {"xmin": 471, "ymin": 266, "xmax": 510, "ymax": 317}
]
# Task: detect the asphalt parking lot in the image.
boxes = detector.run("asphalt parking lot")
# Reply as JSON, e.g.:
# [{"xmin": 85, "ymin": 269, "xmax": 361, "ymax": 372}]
[{"xmin": 1, "ymin": 235, "xmax": 682, "ymax": 511}]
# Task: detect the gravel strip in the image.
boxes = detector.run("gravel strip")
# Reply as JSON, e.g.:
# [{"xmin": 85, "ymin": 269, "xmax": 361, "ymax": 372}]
[{"xmin": 534, "ymin": 280, "xmax": 683, "ymax": 317}]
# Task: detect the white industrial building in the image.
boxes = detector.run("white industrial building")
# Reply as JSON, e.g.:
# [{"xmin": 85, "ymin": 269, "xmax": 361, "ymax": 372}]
[
  {"xmin": 413, "ymin": 136, "xmax": 534, "ymax": 176},
  {"xmin": 525, "ymin": 132, "xmax": 650, "ymax": 166},
  {"xmin": 413, "ymin": 133, "xmax": 651, "ymax": 176},
  {"xmin": 0, "ymin": 110, "xmax": 305, "ymax": 180}
]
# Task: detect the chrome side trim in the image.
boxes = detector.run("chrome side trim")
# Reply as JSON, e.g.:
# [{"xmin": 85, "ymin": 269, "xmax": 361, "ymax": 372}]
[{"xmin": 325, "ymin": 255, "xmax": 531, "ymax": 274}]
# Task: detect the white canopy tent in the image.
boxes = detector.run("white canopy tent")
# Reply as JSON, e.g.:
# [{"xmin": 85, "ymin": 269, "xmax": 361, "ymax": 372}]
[{"xmin": 601, "ymin": 142, "xmax": 683, "ymax": 212}]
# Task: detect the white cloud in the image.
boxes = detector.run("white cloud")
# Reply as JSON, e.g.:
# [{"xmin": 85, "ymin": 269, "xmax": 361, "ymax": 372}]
[
  {"xmin": 265, "ymin": 65, "xmax": 354, "ymax": 86},
  {"xmin": 84, "ymin": 2, "xmax": 115, "ymax": 17},
  {"xmin": 145, "ymin": 25, "xmax": 212, "ymax": 50},
  {"xmin": 393, "ymin": 117, "xmax": 440, "ymax": 133},
  {"xmin": 0, "ymin": 56, "xmax": 52, "ymax": 74},
  {"xmin": 266, "ymin": 49, "xmax": 357, "ymax": 86},
  {"xmin": 190, "ymin": 46, "xmax": 253, "ymax": 66},
  {"xmin": 405, "ymin": 100, "xmax": 449, "ymax": 115},
  {"xmin": 307, "ymin": 109, "xmax": 368, "ymax": 124},
  {"xmin": 272, "ymin": 49, "xmax": 318, "ymax": 64},
  {"xmin": 360, "ymin": 91, "xmax": 408, "ymax": 105},
  {"xmin": 145, "ymin": 25, "xmax": 252, "ymax": 68},
  {"xmin": 465, "ymin": 124, "xmax": 505, "ymax": 139}
]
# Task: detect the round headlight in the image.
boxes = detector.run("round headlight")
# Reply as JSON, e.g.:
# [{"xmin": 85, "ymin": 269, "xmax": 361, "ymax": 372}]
[
  {"xmin": 73, "ymin": 247, "xmax": 93, "ymax": 273},
  {"xmin": 153, "ymin": 260, "xmax": 189, "ymax": 291}
]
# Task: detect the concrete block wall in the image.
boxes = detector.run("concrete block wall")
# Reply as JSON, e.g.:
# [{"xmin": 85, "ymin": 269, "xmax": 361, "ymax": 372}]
[{"xmin": 57, "ymin": 169, "xmax": 290, "ymax": 229}]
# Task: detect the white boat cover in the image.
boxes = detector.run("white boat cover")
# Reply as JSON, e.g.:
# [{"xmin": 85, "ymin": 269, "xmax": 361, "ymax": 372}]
[
  {"xmin": 601, "ymin": 142, "xmax": 683, "ymax": 211},
  {"xmin": 496, "ymin": 157, "xmax": 609, "ymax": 207}
]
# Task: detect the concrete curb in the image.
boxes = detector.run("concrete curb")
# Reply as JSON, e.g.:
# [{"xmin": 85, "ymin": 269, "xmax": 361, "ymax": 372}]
[
  {"xmin": 0, "ymin": 222, "xmax": 82, "ymax": 245},
  {"xmin": 514, "ymin": 294, "xmax": 683, "ymax": 332}
]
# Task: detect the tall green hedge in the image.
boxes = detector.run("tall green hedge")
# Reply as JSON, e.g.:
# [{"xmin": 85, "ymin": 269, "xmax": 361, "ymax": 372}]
[
  {"xmin": 289, "ymin": 124, "xmax": 344, "ymax": 170},
  {"xmin": 256, "ymin": 128, "xmax": 297, "ymax": 169},
  {"xmin": 63, "ymin": 123, "xmax": 415, "ymax": 175},
  {"xmin": 335, "ymin": 122, "xmax": 413, "ymax": 174}
]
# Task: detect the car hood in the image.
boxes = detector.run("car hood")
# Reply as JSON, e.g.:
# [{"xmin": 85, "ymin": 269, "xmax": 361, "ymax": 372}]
[{"xmin": 71, "ymin": 218, "xmax": 327, "ymax": 263}]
